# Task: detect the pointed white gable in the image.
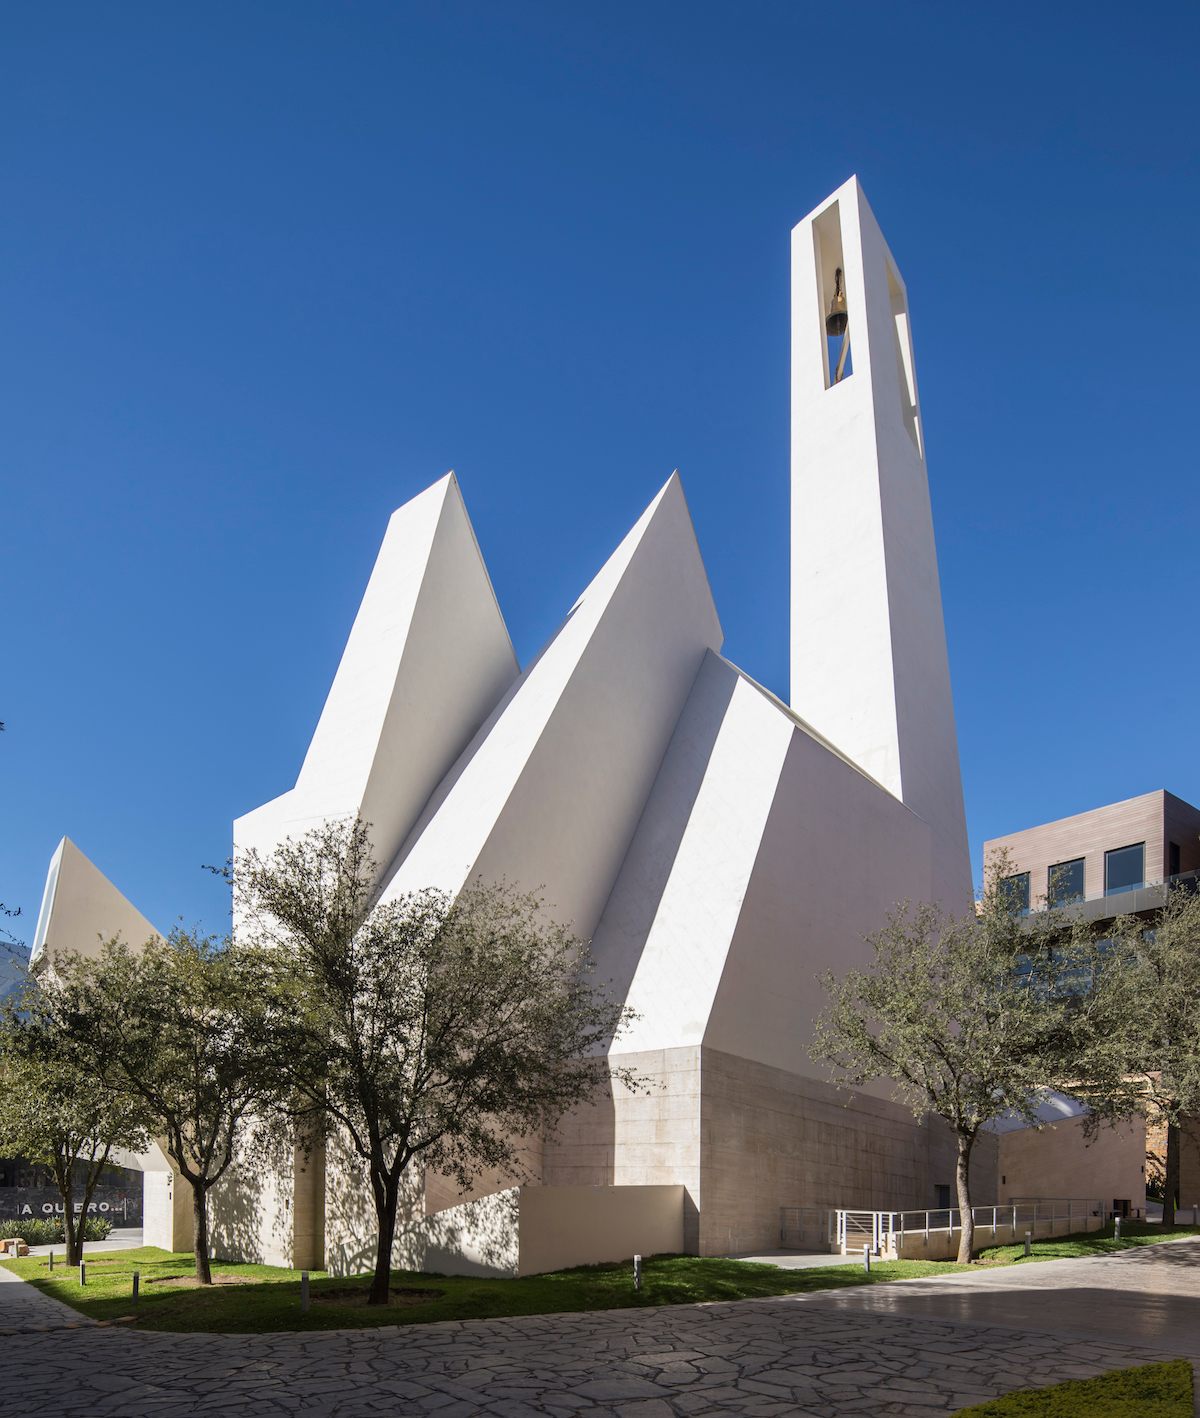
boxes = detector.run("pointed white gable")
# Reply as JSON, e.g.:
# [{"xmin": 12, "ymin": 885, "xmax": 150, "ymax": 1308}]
[
  {"xmin": 31, "ymin": 837, "xmax": 161, "ymax": 969},
  {"xmin": 234, "ymin": 473, "xmax": 519, "ymax": 878},
  {"xmin": 379, "ymin": 474, "xmax": 723, "ymax": 941}
]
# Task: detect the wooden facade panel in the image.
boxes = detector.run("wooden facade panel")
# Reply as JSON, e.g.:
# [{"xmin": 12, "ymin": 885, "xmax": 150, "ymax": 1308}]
[
  {"xmin": 1163, "ymin": 792, "xmax": 1200, "ymax": 878},
  {"xmin": 985, "ymin": 791, "xmax": 1167, "ymax": 908}
]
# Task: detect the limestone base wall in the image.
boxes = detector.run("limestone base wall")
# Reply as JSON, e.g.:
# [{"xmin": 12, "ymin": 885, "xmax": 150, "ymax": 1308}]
[
  {"xmin": 995, "ymin": 1114, "xmax": 1146, "ymax": 1215},
  {"xmin": 698, "ymin": 1047, "xmax": 998, "ymax": 1256},
  {"xmin": 545, "ymin": 1045, "xmax": 998, "ymax": 1258}
]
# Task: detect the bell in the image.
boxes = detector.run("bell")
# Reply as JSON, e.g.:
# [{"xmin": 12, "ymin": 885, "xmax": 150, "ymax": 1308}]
[{"xmin": 825, "ymin": 267, "xmax": 848, "ymax": 337}]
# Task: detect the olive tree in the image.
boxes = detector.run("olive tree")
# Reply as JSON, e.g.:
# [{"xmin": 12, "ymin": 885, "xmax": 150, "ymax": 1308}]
[
  {"xmin": 54, "ymin": 931, "xmax": 282, "ymax": 1283},
  {"xmin": 811, "ymin": 863, "xmax": 1116, "ymax": 1261},
  {"xmin": 1082, "ymin": 884, "xmax": 1200, "ymax": 1228},
  {"xmin": 236, "ymin": 818, "xmax": 635, "ymax": 1305},
  {"xmin": 0, "ymin": 966, "xmax": 149, "ymax": 1264}
]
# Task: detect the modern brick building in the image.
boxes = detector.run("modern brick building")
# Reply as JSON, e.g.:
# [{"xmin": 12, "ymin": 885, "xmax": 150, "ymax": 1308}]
[
  {"xmin": 984, "ymin": 790, "xmax": 1200, "ymax": 922},
  {"xmin": 984, "ymin": 789, "xmax": 1200, "ymax": 1213}
]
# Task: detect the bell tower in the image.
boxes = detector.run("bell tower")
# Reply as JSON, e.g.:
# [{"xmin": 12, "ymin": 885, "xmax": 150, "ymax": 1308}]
[{"xmin": 789, "ymin": 176, "xmax": 970, "ymax": 903}]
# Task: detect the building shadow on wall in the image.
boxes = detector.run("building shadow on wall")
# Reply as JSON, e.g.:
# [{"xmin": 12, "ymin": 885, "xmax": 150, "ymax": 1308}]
[
  {"xmin": 322, "ymin": 1127, "xmax": 521, "ymax": 1279},
  {"xmin": 209, "ymin": 1126, "xmax": 293, "ymax": 1265},
  {"xmin": 588, "ymin": 652, "xmax": 737, "ymax": 1023}
]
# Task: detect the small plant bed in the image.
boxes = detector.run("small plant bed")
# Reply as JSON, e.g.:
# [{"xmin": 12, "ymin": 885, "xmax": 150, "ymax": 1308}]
[
  {"xmin": 0, "ymin": 1217, "xmax": 113, "ymax": 1247},
  {"xmin": 3, "ymin": 1223, "xmax": 1198, "ymax": 1333},
  {"xmin": 952, "ymin": 1359, "xmax": 1193, "ymax": 1415}
]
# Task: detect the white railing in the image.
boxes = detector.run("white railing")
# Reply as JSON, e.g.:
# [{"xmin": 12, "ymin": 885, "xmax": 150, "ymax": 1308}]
[
  {"xmin": 821, "ymin": 1198, "xmax": 1104, "ymax": 1256},
  {"xmin": 780, "ymin": 1197, "xmax": 1109, "ymax": 1255}
]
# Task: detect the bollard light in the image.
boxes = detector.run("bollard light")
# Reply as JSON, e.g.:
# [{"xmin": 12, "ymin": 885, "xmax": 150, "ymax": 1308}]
[
  {"xmin": 48, "ymin": 1251, "xmax": 54, "ymax": 1272},
  {"xmin": 1114, "ymin": 1215, "xmax": 1122, "ymax": 1241},
  {"xmin": 1023, "ymin": 1231, "xmax": 1031, "ymax": 1258},
  {"xmin": 862, "ymin": 1243, "xmax": 871, "ymax": 1274},
  {"xmin": 132, "ymin": 1270, "xmax": 140, "ymax": 1306},
  {"xmin": 79, "ymin": 1260, "xmax": 86, "ymax": 1287},
  {"xmin": 301, "ymin": 1271, "xmax": 310, "ymax": 1314},
  {"xmin": 633, "ymin": 1254, "xmax": 642, "ymax": 1292}
]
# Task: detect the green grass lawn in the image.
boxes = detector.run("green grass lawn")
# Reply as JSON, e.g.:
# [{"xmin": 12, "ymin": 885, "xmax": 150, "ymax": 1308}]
[
  {"xmin": 0, "ymin": 1248, "xmax": 969, "ymax": 1332},
  {"xmin": 2, "ymin": 1219, "xmax": 1195, "ymax": 1334},
  {"xmin": 976, "ymin": 1218, "xmax": 1200, "ymax": 1264},
  {"xmin": 952, "ymin": 1359, "xmax": 1193, "ymax": 1416}
]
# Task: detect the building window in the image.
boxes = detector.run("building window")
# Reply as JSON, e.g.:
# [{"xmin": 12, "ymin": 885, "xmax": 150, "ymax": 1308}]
[
  {"xmin": 1105, "ymin": 843, "xmax": 1145, "ymax": 896},
  {"xmin": 1048, "ymin": 858, "xmax": 1085, "ymax": 907},
  {"xmin": 1000, "ymin": 872, "xmax": 1030, "ymax": 916}
]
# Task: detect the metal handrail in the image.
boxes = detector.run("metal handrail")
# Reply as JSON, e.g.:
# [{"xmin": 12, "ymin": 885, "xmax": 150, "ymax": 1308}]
[{"xmin": 823, "ymin": 1197, "xmax": 1103, "ymax": 1254}]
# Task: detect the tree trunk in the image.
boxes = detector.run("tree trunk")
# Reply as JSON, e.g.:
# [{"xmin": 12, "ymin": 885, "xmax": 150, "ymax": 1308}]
[
  {"xmin": 62, "ymin": 1193, "xmax": 82, "ymax": 1267},
  {"xmin": 55, "ymin": 1158, "xmax": 82, "ymax": 1267},
  {"xmin": 367, "ymin": 1178, "xmax": 400, "ymax": 1306},
  {"xmin": 1163, "ymin": 1120, "xmax": 1180, "ymax": 1229},
  {"xmin": 955, "ymin": 1133, "xmax": 975, "ymax": 1263},
  {"xmin": 192, "ymin": 1183, "xmax": 213, "ymax": 1285}
]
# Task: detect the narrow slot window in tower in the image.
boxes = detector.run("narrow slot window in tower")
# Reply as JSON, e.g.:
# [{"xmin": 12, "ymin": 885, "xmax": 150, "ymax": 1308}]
[
  {"xmin": 888, "ymin": 262, "xmax": 922, "ymax": 454},
  {"xmin": 812, "ymin": 200, "xmax": 853, "ymax": 387}
]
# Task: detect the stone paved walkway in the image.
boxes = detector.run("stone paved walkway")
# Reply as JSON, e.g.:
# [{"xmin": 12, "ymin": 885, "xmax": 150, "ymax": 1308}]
[
  {"xmin": 0, "ymin": 1258, "xmax": 96, "ymax": 1335},
  {"xmin": 0, "ymin": 1242, "xmax": 1197, "ymax": 1416}
]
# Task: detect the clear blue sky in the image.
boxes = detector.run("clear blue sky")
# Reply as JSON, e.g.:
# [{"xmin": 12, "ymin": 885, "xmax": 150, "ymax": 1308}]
[{"xmin": 3, "ymin": 2, "xmax": 1198, "ymax": 946}]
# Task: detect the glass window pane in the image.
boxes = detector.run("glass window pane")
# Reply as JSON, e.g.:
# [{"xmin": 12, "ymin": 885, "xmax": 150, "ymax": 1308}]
[
  {"xmin": 1001, "ymin": 871, "xmax": 1030, "ymax": 916},
  {"xmin": 1048, "ymin": 858, "xmax": 1085, "ymax": 907},
  {"xmin": 1105, "ymin": 843, "xmax": 1145, "ymax": 896}
]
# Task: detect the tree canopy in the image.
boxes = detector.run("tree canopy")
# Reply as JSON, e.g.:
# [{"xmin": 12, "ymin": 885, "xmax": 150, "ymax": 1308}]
[
  {"xmin": 236, "ymin": 817, "xmax": 635, "ymax": 1304},
  {"xmin": 0, "ymin": 963, "xmax": 149, "ymax": 1263},
  {"xmin": 811, "ymin": 864, "xmax": 1119, "ymax": 1261},
  {"xmin": 50, "ymin": 930, "xmax": 282, "ymax": 1283}
]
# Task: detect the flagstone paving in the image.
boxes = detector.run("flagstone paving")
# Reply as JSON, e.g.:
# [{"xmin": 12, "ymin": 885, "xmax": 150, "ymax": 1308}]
[{"xmin": 1, "ymin": 1241, "xmax": 1197, "ymax": 1416}]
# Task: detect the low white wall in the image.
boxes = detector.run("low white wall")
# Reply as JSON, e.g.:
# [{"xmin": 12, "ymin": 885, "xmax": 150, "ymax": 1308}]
[
  {"xmin": 142, "ymin": 1170, "xmax": 193, "ymax": 1253},
  {"xmin": 517, "ymin": 1184, "xmax": 684, "ymax": 1275},
  {"xmin": 324, "ymin": 1179, "xmax": 684, "ymax": 1279}
]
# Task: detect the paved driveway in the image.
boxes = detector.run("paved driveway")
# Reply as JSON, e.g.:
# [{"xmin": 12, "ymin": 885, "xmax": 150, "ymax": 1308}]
[
  {"xmin": 816, "ymin": 1235, "xmax": 1200, "ymax": 1358},
  {"xmin": 1, "ymin": 1241, "xmax": 1197, "ymax": 1417}
]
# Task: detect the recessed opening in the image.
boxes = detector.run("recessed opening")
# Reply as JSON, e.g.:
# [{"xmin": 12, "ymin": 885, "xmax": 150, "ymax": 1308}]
[
  {"xmin": 887, "ymin": 262, "xmax": 922, "ymax": 454},
  {"xmin": 812, "ymin": 201, "xmax": 853, "ymax": 388}
]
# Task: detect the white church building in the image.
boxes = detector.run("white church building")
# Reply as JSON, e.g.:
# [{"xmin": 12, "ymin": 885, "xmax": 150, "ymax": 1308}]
[{"xmin": 32, "ymin": 179, "xmax": 1140, "ymax": 1273}]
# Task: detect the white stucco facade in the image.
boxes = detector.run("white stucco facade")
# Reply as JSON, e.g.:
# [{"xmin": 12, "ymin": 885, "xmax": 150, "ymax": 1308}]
[
  {"xmin": 33, "ymin": 180, "xmax": 1115, "ymax": 1274},
  {"xmin": 208, "ymin": 177, "xmax": 987, "ymax": 1269}
]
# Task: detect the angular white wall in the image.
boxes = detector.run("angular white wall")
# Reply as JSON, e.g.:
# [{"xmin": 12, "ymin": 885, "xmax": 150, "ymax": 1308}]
[
  {"xmin": 31, "ymin": 837, "xmax": 159, "ymax": 967},
  {"xmin": 235, "ymin": 472, "xmax": 519, "ymax": 886},
  {"xmin": 377, "ymin": 473, "xmax": 723, "ymax": 942}
]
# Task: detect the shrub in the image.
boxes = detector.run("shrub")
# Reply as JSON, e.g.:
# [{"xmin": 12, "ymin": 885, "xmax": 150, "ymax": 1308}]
[{"xmin": 0, "ymin": 1216, "xmax": 114, "ymax": 1246}]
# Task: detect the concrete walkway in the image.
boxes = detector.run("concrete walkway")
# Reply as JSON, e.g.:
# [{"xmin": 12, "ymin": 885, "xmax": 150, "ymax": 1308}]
[
  {"xmin": 0, "ymin": 1241, "xmax": 1195, "ymax": 1415},
  {"xmin": 814, "ymin": 1234, "xmax": 1200, "ymax": 1358},
  {"xmin": 27, "ymin": 1226, "xmax": 145, "ymax": 1257},
  {"xmin": 0, "ymin": 1261, "xmax": 96, "ymax": 1335}
]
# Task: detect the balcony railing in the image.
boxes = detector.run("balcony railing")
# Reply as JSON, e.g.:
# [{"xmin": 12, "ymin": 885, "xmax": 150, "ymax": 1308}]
[{"xmin": 1031, "ymin": 870, "xmax": 1198, "ymax": 920}]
